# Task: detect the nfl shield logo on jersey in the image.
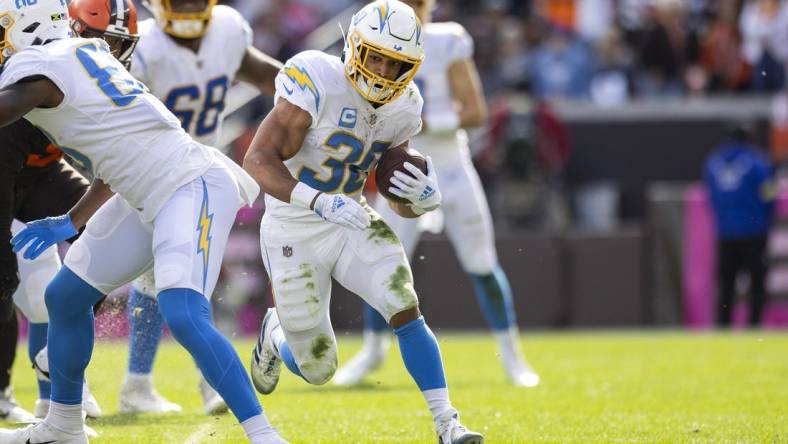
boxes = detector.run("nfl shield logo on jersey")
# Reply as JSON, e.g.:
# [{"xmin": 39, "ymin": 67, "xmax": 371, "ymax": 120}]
[{"xmin": 283, "ymin": 246, "xmax": 293, "ymax": 257}]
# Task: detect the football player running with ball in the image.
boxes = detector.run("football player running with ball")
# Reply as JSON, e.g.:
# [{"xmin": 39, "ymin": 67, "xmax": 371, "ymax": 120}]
[
  {"xmin": 117, "ymin": 0, "xmax": 282, "ymax": 416},
  {"xmin": 0, "ymin": 0, "xmax": 285, "ymax": 442},
  {"xmin": 245, "ymin": 1, "xmax": 482, "ymax": 443},
  {"xmin": 335, "ymin": 0, "xmax": 540, "ymax": 388}
]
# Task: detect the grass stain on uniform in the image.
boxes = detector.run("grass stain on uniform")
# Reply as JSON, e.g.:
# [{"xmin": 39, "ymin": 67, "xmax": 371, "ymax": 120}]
[
  {"xmin": 281, "ymin": 264, "xmax": 314, "ymax": 284},
  {"xmin": 368, "ymin": 218, "xmax": 399, "ymax": 245},
  {"xmin": 388, "ymin": 265, "xmax": 417, "ymax": 306},
  {"xmin": 311, "ymin": 334, "xmax": 332, "ymax": 360},
  {"xmin": 306, "ymin": 295, "xmax": 319, "ymax": 304}
]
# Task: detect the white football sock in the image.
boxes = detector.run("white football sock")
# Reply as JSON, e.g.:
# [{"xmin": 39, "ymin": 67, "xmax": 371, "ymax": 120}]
[
  {"xmin": 242, "ymin": 413, "xmax": 277, "ymax": 439},
  {"xmin": 423, "ymin": 388, "xmax": 453, "ymax": 421},
  {"xmin": 361, "ymin": 330, "xmax": 390, "ymax": 356},
  {"xmin": 45, "ymin": 401, "xmax": 84, "ymax": 434},
  {"xmin": 493, "ymin": 327, "xmax": 522, "ymax": 359}
]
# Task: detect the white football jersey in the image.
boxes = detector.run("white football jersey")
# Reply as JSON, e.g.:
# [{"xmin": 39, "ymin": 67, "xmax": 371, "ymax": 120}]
[
  {"xmin": 131, "ymin": 5, "xmax": 252, "ymax": 147},
  {"xmin": 266, "ymin": 50, "xmax": 423, "ymax": 221},
  {"xmin": 0, "ymin": 38, "xmax": 217, "ymax": 222},
  {"xmin": 413, "ymin": 22, "xmax": 474, "ymax": 166}
]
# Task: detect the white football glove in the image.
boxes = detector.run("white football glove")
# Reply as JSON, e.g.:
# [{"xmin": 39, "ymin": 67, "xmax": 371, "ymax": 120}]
[
  {"xmin": 388, "ymin": 156, "xmax": 442, "ymax": 215},
  {"xmin": 313, "ymin": 192, "xmax": 371, "ymax": 230}
]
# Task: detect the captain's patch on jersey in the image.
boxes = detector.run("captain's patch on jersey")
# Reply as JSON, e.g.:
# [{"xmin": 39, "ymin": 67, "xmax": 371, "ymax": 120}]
[{"xmin": 339, "ymin": 107, "xmax": 357, "ymax": 129}]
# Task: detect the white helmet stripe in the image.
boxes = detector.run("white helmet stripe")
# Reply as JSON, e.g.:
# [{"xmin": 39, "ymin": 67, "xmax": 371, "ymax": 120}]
[{"xmin": 114, "ymin": 0, "xmax": 125, "ymax": 28}]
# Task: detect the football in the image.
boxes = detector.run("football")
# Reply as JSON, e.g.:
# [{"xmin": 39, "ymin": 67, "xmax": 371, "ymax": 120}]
[{"xmin": 374, "ymin": 145, "xmax": 428, "ymax": 204}]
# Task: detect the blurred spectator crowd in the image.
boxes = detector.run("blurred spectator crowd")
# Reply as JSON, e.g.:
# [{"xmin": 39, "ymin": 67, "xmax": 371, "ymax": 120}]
[
  {"xmin": 218, "ymin": 0, "xmax": 788, "ymax": 105},
  {"xmin": 444, "ymin": 0, "xmax": 788, "ymax": 104}
]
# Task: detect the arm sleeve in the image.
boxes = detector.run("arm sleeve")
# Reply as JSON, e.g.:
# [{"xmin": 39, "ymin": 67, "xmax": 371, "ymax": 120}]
[
  {"xmin": 0, "ymin": 48, "xmax": 70, "ymax": 109},
  {"xmin": 0, "ymin": 48, "xmax": 48, "ymax": 90},
  {"xmin": 448, "ymin": 23, "xmax": 474, "ymax": 62},
  {"xmin": 392, "ymin": 85, "xmax": 424, "ymax": 147},
  {"xmin": 218, "ymin": 5, "xmax": 254, "ymax": 78},
  {"xmin": 274, "ymin": 52, "xmax": 325, "ymax": 128},
  {"xmin": 392, "ymin": 116, "xmax": 423, "ymax": 148}
]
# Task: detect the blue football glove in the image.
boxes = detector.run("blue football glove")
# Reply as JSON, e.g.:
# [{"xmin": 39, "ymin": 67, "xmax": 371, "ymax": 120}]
[{"xmin": 11, "ymin": 215, "xmax": 78, "ymax": 260}]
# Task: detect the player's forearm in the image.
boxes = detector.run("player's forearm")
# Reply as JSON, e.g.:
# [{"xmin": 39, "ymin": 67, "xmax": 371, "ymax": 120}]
[
  {"xmin": 449, "ymin": 59, "xmax": 488, "ymax": 129},
  {"xmin": 243, "ymin": 148, "xmax": 299, "ymax": 204},
  {"xmin": 68, "ymin": 179, "xmax": 114, "ymax": 229},
  {"xmin": 458, "ymin": 103, "xmax": 488, "ymax": 129},
  {"xmin": 0, "ymin": 79, "xmax": 62, "ymax": 128},
  {"xmin": 0, "ymin": 87, "xmax": 37, "ymax": 128}
]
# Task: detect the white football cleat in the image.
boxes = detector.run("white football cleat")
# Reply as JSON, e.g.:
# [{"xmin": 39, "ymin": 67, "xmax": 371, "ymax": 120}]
[
  {"xmin": 0, "ymin": 387, "xmax": 35, "ymax": 423},
  {"xmin": 198, "ymin": 377, "xmax": 228, "ymax": 416},
  {"xmin": 504, "ymin": 358, "xmax": 540, "ymax": 388},
  {"xmin": 119, "ymin": 376, "xmax": 182, "ymax": 414},
  {"xmin": 0, "ymin": 421, "xmax": 88, "ymax": 444},
  {"xmin": 81, "ymin": 383, "xmax": 101, "ymax": 419},
  {"xmin": 435, "ymin": 410, "xmax": 484, "ymax": 444},
  {"xmin": 250, "ymin": 308, "xmax": 282, "ymax": 395},
  {"xmin": 333, "ymin": 331, "xmax": 390, "ymax": 386}
]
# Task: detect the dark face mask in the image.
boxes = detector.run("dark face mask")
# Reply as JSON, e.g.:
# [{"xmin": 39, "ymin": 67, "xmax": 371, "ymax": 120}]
[{"xmin": 79, "ymin": 28, "xmax": 139, "ymax": 69}]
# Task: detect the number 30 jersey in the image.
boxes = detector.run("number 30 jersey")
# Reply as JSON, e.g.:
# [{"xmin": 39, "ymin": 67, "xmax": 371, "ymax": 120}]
[
  {"xmin": 131, "ymin": 5, "xmax": 252, "ymax": 147},
  {"xmin": 267, "ymin": 50, "xmax": 423, "ymax": 221},
  {"xmin": 0, "ymin": 38, "xmax": 217, "ymax": 222}
]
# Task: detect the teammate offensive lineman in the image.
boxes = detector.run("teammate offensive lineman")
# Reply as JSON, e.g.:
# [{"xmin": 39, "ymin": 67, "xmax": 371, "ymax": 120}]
[
  {"xmin": 0, "ymin": 0, "xmax": 285, "ymax": 442},
  {"xmin": 0, "ymin": 0, "xmax": 142, "ymax": 422},
  {"xmin": 118, "ymin": 0, "xmax": 282, "ymax": 415},
  {"xmin": 335, "ymin": 0, "xmax": 539, "ymax": 388},
  {"xmin": 244, "ymin": 1, "xmax": 482, "ymax": 443}
]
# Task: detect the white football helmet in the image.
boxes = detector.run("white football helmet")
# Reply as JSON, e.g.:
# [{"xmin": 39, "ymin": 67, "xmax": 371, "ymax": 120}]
[
  {"xmin": 344, "ymin": 0, "xmax": 424, "ymax": 105},
  {"xmin": 0, "ymin": 0, "xmax": 72, "ymax": 65}
]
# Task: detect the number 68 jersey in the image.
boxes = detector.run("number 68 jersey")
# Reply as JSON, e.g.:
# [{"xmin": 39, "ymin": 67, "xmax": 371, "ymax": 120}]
[
  {"xmin": 131, "ymin": 5, "xmax": 252, "ymax": 148},
  {"xmin": 0, "ymin": 38, "xmax": 217, "ymax": 222},
  {"xmin": 266, "ymin": 50, "xmax": 424, "ymax": 222}
]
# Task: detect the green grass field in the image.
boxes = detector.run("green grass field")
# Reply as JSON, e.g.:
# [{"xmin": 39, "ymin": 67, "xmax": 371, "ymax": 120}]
[{"xmin": 3, "ymin": 331, "xmax": 787, "ymax": 443}]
